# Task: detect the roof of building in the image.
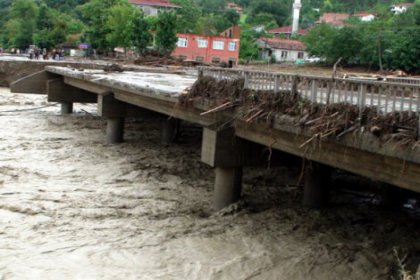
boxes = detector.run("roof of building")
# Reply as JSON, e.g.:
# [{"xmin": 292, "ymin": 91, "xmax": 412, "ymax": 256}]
[
  {"xmin": 226, "ymin": 2, "xmax": 243, "ymax": 11},
  {"xmin": 393, "ymin": 2, "xmax": 414, "ymax": 7},
  {"xmin": 129, "ymin": 0, "xmax": 181, "ymax": 8},
  {"xmin": 258, "ymin": 37, "xmax": 306, "ymax": 51},
  {"xmin": 317, "ymin": 13, "xmax": 350, "ymax": 26},
  {"xmin": 268, "ymin": 25, "xmax": 308, "ymax": 35},
  {"xmin": 352, "ymin": 12, "xmax": 376, "ymax": 17}
]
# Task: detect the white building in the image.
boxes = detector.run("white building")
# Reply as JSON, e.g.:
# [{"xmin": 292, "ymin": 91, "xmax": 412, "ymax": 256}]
[
  {"xmin": 391, "ymin": 2, "xmax": 414, "ymax": 14},
  {"xmin": 129, "ymin": 0, "xmax": 180, "ymax": 16},
  {"xmin": 352, "ymin": 12, "xmax": 376, "ymax": 22},
  {"xmin": 257, "ymin": 37, "xmax": 308, "ymax": 62}
]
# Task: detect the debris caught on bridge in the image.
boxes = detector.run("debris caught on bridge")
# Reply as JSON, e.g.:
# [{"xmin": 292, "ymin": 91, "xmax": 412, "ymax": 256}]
[{"xmin": 182, "ymin": 76, "xmax": 419, "ymax": 147}]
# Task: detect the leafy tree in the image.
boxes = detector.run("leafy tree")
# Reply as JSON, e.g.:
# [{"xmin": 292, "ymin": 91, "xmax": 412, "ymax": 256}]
[
  {"xmin": 106, "ymin": 3, "xmax": 137, "ymax": 52},
  {"xmin": 80, "ymin": 0, "xmax": 127, "ymax": 52},
  {"xmin": 303, "ymin": 23, "xmax": 337, "ymax": 61},
  {"xmin": 194, "ymin": 16, "xmax": 219, "ymax": 35},
  {"xmin": 239, "ymin": 27, "xmax": 260, "ymax": 60},
  {"xmin": 196, "ymin": 0, "xmax": 226, "ymax": 14},
  {"xmin": 131, "ymin": 10, "xmax": 152, "ymax": 55},
  {"xmin": 7, "ymin": 0, "xmax": 39, "ymax": 49},
  {"xmin": 155, "ymin": 12, "xmax": 178, "ymax": 55},
  {"xmin": 223, "ymin": 9, "xmax": 240, "ymax": 26},
  {"xmin": 171, "ymin": 0, "xmax": 201, "ymax": 33},
  {"xmin": 246, "ymin": 12, "xmax": 278, "ymax": 29},
  {"xmin": 248, "ymin": 0, "xmax": 292, "ymax": 26}
]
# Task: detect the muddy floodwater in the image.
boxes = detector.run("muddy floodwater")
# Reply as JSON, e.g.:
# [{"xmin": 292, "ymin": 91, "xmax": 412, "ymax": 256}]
[{"xmin": 0, "ymin": 87, "xmax": 419, "ymax": 279}]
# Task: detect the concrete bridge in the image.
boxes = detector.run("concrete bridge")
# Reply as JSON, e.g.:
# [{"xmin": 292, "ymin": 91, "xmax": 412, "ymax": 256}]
[{"xmin": 4, "ymin": 60, "xmax": 420, "ymax": 210}]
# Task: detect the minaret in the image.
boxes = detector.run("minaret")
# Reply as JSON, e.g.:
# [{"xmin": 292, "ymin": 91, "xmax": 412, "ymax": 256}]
[{"xmin": 292, "ymin": 0, "xmax": 302, "ymax": 35}]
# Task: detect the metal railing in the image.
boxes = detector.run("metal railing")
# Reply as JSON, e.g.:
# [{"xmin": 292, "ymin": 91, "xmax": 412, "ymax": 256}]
[{"xmin": 198, "ymin": 67, "xmax": 420, "ymax": 117}]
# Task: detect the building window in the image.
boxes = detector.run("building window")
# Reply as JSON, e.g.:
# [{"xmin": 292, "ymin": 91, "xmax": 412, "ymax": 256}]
[
  {"xmin": 212, "ymin": 41, "xmax": 224, "ymax": 50},
  {"xmin": 177, "ymin": 37, "xmax": 188, "ymax": 48},
  {"xmin": 298, "ymin": 52, "xmax": 304, "ymax": 59},
  {"xmin": 211, "ymin": 57, "xmax": 221, "ymax": 63},
  {"xmin": 197, "ymin": 38, "xmax": 208, "ymax": 48},
  {"xmin": 228, "ymin": 42, "xmax": 237, "ymax": 51},
  {"xmin": 281, "ymin": 51, "xmax": 288, "ymax": 58},
  {"xmin": 195, "ymin": 56, "xmax": 204, "ymax": 62}
]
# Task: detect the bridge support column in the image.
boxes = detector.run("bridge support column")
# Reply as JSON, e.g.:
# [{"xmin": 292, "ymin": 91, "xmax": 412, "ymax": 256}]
[
  {"xmin": 201, "ymin": 127, "xmax": 268, "ymax": 211},
  {"xmin": 46, "ymin": 77, "xmax": 97, "ymax": 116},
  {"xmin": 214, "ymin": 167, "xmax": 243, "ymax": 211},
  {"xmin": 162, "ymin": 118, "xmax": 180, "ymax": 144},
  {"xmin": 201, "ymin": 127, "xmax": 243, "ymax": 210},
  {"xmin": 60, "ymin": 102, "xmax": 73, "ymax": 114},
  {"xmin": 106, "ymin": 117, "xmax": 125, "ymax": 144},
  {"xmin": 303, "ymin": 162, "xmax": 331, "ymax": 208}
]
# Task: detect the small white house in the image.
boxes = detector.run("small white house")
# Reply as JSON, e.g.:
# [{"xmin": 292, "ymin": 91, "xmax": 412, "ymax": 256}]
[
  {"xmin": 352, "ymin": 12, "xmax": 376, "ymax": 22},
  {"xmin": 391, "ymin": 2, "xmax": 414, "ymax": 14},
  {"xmin": 257, "ymin": 37, "xmax": 308, "ymax": 62}
]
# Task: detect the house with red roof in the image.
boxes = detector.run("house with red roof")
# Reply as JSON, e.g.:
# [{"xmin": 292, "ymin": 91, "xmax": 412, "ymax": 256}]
[
  {"xmin": 129, "ymin": 0, "xmax": 181, "ymax": 16},
  {"xmin": 391, "ymin": 2, "xmax": 414, "ymax": 14},
  {"xmin": 317, "ymin": 13, "xmax": 350, "ymax": 27},
  {"xmin": 257, "ymin": 37, "xmax": 308, "ymax": 62},
  {"xmin": 226, "ymin": 2, "xmax": 243, "ymax": 13},
  {"xmin": 171, "ymin": 27, "xmax": 240, "ymax": 66},
  {"xmin": 268, "ymin": 25, "xmax": 308, "ymax": 38}
]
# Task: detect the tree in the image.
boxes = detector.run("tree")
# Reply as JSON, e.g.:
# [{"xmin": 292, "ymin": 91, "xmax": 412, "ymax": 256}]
[
  {"xmin": 196, "ymin": 0, "xmax": 226, "ymax": 14},
  {"xmin": 155, "ymin": 12, "xmax": 178, "ymax": 55},
  {"xmin": 106, "ymin": 3, "xmax": 137, "ymax": 52},
  {"xmin": 171, "ymin": 0, "xmax": 201, "ymax": 33},
  {"xmin": 34, "ymin": 4, "xmax": 55, "ymax": 49},
  {"xmin": 80, "ymin": 0, "xmax": 127, "ymax": 52},
  {"xmin": 7, "ymin": 0, "xmax": 38, "ymax": 49},
  {"xmin": 246, "ymin": 12, "xmax": 278, "ymax": 29},
  {"xmin": 239, "ymin": 27, "xmax": 260, "ymax": 60},
  {"xmin": 303, "ymin": 23, "xmax": 337, "ymax": 61},
  {"xmin": 249, "ymin": 0, "xmax": 291, "ymax": 26},
  {"xmin": 223, "ymin": 9, "xmax": 240, "ymax": 26},
  {"xmin": 131, "ymin": 10, "xmax": 152, "ymax": 55}
]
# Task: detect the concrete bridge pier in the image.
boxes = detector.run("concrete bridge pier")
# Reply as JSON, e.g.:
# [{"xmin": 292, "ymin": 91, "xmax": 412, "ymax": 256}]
[
  {"xmin": 201, "ymin": 127, "xmax": 269, "ymax": 211},
  {"xmin": 214, "ymin": 167, "xmax": 243, "ymax": 210},
  {"xmin": 60, "ymin": 102, "xmax": 73, "ymax": 114},
  {"xmin": 162, "ymin": 118, "xmax": 180, "ymax": 144},
  {"xmin": 46, "ymin": 77, "xmax": 96, "ymax": 116},
  {"xmin": 201, "ymin": 127, "xmax": 244, "ymax": 210},
  {"xmin": 303, "ymin": 162, "xmax": 332, "ymax": 208},
  {"xmin": 106, "ymin": 117, "xmax": 125, "ymax": 144}
]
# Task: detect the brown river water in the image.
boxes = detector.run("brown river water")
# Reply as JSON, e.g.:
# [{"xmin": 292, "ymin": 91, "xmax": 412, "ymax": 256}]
[{"xmin": 0, "ymin": 87, "xmax": 419, "ymax": 279}]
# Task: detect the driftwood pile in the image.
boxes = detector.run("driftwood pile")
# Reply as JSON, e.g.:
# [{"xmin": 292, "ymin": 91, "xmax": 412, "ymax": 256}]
[{"xmin": 181, "ymin": 76, "xmax": 419, "ymax": 146}]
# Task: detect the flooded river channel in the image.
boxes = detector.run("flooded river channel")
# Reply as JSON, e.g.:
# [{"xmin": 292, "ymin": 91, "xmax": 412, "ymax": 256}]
[{"xmin": 0, "ymin": 88, "xmax": 418, "ymax": 279}]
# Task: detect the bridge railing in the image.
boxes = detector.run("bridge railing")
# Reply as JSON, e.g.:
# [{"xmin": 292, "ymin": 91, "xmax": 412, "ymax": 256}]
[{"xmin": 198, "ymin": 67, "xmax": 420, "ymax": 117}]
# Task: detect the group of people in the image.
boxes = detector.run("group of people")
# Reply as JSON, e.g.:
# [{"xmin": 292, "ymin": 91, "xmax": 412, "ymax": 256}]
[{"xmin": 28, "ymin": 47, "xmax": 65, "ymax": 60}]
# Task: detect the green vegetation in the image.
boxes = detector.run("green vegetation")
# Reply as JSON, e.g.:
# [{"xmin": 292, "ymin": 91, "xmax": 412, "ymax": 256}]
[
  {"xmin": 303, "ymin": 3, "xmax": 420, "ymax": 73},
  {"xmin": 0, "ymin": 0, "xmax": 417, "ymax": 72}
]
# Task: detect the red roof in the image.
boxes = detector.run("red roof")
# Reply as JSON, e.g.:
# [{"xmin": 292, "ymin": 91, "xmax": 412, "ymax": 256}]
[
  {"xmin": 353, "ymin": 12, "xmax": 375, "ymax": 17},
  {"xmin": 268, "ymin": 26, "xmax": 308, "ymax": 35},
  {"xmin": 258, "ymin": 37, "xmax": 306, "ymax": 51},
  {"xmin": 395, "ymin": 2, "xmax": 414, "ymax": 7},
  {"xmin": 129, "ymin": 0, "xmax": 180, "ymax": 8},
  {"xmin": 318, "ymin": 13, "xmax": 349, "ymax": 26},
  {"xmin": 226, "ymin": 2, "xmax": 242, "ymax": 12}
]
